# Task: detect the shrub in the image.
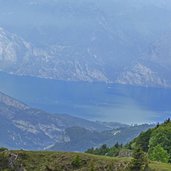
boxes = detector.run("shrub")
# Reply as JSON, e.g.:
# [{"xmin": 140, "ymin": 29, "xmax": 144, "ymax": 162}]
[{"xmin": 71, "ymin": 155, "xmax": 81, "ymax": 168}]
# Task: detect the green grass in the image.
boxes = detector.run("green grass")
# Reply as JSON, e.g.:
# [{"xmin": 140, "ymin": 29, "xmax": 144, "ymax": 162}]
[
  {"xmin": 149, "ymin": 161, "xmax": 171, "ymax": 171},
  {"xmin": 0, "ymin": 150, "xmax": 171, "ymax": 171}
]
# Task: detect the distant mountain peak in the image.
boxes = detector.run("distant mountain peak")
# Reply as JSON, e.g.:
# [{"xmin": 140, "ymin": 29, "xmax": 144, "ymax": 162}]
[{"xmin": 0, "ymin": 28, "xmax": 32, "ymax": 65}]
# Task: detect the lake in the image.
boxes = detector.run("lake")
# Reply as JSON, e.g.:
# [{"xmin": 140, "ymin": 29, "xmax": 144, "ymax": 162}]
[{"xmin": 0, "ymin": 71, "xmax": 171, "ymax": 124}]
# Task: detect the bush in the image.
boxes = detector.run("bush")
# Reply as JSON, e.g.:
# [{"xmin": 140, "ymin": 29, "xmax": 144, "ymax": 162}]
[{"xmin": 71, "ymin": 155, "xmax": 81, "ymax": 168}]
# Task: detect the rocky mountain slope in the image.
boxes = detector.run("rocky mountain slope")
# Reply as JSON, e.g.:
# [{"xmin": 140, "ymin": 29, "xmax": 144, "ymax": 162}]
[
  {"xmin": 0, "ymin": 0, "xmax": 171, "ymax": 87},
  {"xmin": 0, "ymin": 91, "xmax": 153, "ymax": 151}
]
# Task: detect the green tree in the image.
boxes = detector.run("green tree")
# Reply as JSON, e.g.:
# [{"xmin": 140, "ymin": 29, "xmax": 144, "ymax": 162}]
[
  {"xmin": 129, "ymin": 148, "xmax": 148, "ymax": 171},
  {"xmin": 132, "ymin": 129, "xmax": 153, "ymax": 152},
  {"xmin": 148, "ymin": 145, "xmax": 169, "ymax": 163},
  {"xmin": 107, "ymin": 146, "xmax": 120, "ymax": 157},
  {"xmin": 149, "ymin": 122, "xmax": 171, "ymax": 157},
  {"xmin": 0, "ymin": 147, "xmax": 8, "ymax": 152},
  {"xmin": 85, "ymin": 148, "xmax": 95, "ymax": 154}
]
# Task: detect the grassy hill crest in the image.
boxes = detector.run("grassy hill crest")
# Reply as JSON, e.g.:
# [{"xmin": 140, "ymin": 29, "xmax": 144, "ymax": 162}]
[{"xmin": 0, "ymin": 149, "xmax": 171, "ymax": 171}]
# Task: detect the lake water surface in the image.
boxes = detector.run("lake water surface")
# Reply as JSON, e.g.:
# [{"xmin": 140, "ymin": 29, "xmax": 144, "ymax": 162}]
[{"xmin": 0, "ymin": 71, "xmax": 171, "ymax": 124}]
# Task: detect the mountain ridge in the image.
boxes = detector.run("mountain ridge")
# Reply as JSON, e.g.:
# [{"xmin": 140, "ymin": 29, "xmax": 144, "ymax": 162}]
[{"xmin": 0, "ymin": 27, "xmax": 170, "ymax": 88}]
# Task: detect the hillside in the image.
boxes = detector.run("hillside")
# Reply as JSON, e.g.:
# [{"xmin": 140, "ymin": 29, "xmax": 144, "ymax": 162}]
[
  {"xmin": 0, "ymin": 150, "xmax": 171, "ymax": 171},
  {"xmin": 0, "ymin": 91, "xmax": 153, "ymax": 151},
  {"xmin": 84, "ymin": 120, "xmax": 171, "ymax": 170},
  {"xmin": 0, "ymin": 91, "xmax": 119, "ymax": 150}
]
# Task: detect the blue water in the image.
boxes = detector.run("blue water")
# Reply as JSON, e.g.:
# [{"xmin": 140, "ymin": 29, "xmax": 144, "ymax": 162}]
[{"xmin": 0, "ymin": 71, "xmax": 171, "ymax": 124}]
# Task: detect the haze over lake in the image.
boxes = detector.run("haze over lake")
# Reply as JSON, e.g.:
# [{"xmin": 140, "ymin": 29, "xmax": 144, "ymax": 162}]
[{"xmin": 0, "ymin": 71, "xmax": 170, "ymax": 124}]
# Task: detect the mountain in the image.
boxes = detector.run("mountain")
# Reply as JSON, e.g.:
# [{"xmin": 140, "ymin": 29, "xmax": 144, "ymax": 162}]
[
  {"xmin": 0, "ymin": 27, "xmax": 109, "ymax": 82},
  {"xmin": 0, "ymin": 91, "xmax": 153, "ymax": 151},
  {"xmin": 0, "ymin": 0, "xmax": 171, "ymax": 87}
]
